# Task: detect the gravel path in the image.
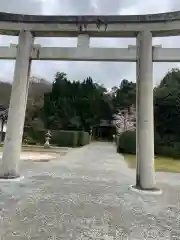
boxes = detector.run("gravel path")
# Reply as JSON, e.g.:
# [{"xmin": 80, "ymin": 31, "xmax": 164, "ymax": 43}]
[
  {"xmin": 0, "ymin": 150, "xmax": 67, "ymax": 161},
  {"xmin": 0, "ymin": 142, "xmax": 180, "ymax": 239}
]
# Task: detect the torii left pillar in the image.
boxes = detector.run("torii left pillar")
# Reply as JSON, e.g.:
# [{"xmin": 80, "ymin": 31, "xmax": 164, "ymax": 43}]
[{"xmin": 0, "ymin": 30, "xmax": 34, "ymax": 179}]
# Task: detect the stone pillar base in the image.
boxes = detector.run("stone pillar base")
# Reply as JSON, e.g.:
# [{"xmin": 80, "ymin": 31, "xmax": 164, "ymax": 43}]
[
  {"xmin": 0, "ymin": 171, "xmax": 20, "ymax": 179},
  {"xmin": 129, "ymin": 185, "xmax": 162, "ymax": 195},
  {"xmin": 0, "ymin": 174, "xmax": 24, "ymax": 182}
]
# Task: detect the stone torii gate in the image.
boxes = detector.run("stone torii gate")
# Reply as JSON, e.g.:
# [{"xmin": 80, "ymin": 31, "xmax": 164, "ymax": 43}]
[{"xmin": 0, "ymin": 11, "xmax": 180, "ymax": 192}]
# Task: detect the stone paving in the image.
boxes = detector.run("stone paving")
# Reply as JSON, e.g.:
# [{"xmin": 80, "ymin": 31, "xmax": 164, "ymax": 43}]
[{"xmin": 0, "ymin": 142, "xmax": 180, "ymax": 239}]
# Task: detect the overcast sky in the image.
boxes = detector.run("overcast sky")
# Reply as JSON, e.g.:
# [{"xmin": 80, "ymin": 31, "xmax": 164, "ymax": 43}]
[{"xmin": 0, "ymin": 0, "xmax": 180, "ymax": 88}]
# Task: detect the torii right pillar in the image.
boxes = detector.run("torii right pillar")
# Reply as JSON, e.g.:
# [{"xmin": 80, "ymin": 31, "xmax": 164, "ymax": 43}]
[{"xmin": 135, "ymin": 30, "xmax": 157, "ymax": 191}]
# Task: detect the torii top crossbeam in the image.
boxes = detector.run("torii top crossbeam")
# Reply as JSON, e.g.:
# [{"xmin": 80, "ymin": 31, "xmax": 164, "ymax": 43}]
[{"xmin": 0, "ymin": 11, "xmax": 180, "ymax": 37}]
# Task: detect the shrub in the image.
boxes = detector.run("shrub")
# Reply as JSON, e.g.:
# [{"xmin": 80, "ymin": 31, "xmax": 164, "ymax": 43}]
[
  {"xmin": 154, "ymin": 133, "xmax": 180, "ymax": 158},
  {"xmin": 154, "ymin": 132, "xmax": 163, "ymax": 154},
  {"xmin": 156, "ymin": 145, "xmax": 175, "ymax": 158},
  {"xmin": 23, "ymin": 136, "xmax": 38, "ymax": 145},
  {"xmin": 23, "ymin": 127, "xmax": 45, "ymax": 144},
  {"xmin": 117, "ymin": 131, "xmax": 136, "ymax": 154},
  {"xmin": 117, "ymin": 130, "xmax": 180, "ymax": 159},
  {"xmin": 158, "ymin": 142, "xmax": 180, "ymax": 159},
  {"xmin": 172, "ymin": 142, "xmax": 180, "ymax": 158},
  {"xmin": 115, "ymin": 134, "xmax": 120, "ymax": 146}
]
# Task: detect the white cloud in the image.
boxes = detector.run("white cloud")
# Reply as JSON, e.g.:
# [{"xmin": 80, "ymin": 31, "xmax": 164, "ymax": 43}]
[{"xmin": 0, "ymin": 0, "xmax": 179, "ymax": 87}]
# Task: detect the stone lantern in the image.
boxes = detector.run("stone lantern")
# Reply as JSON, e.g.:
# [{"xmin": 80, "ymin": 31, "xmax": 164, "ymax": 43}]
[
  {"xmin": 90, "ymin": 127, "xmax": 93, "ymax": 141},
  {"xmin": 44, "ymin": 130, "xmax": 52, "ymax": 149}
]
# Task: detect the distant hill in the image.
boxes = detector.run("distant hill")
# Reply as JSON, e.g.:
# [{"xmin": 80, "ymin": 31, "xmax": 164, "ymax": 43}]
[{"xmin": 0, "ymin": 77, "xmax": 52, "ymax": 108}]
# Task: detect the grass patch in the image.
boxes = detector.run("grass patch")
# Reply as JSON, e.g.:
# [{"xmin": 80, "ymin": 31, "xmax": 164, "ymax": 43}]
[{"xmin": 123, "ymin": 154, "xmax": 180, "ymax": 173}]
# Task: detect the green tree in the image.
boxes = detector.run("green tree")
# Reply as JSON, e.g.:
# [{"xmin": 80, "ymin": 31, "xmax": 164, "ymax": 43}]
[
  {"xmin": 43, "ymin": 72, "xmax": 114, "ymax": 131},
  {"xmin": 112, "ymin": 79, "xmax": 136, "ymax": 112},
  {"xmin": 154, "ymin": 68, "xmax": 180, "ymax": 141}
]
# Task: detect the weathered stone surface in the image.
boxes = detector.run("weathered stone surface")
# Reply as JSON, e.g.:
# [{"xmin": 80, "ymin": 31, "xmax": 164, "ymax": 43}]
[
  {"xmin": 0, "ymin": 142, "xmax": 180, "ymax": 239},
  {"xmin": 0, "ymin": 11, "xmax": 180, "ymax": 23}
]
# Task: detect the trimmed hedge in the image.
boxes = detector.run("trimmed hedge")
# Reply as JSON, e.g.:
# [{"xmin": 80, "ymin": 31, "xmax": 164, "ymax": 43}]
[
  {"xmin": 77, "ymin": 131, "xmax": 90, "ymax": 146},
  {"xmin": 51, "ymin": 130, "xmax": 78, "ymax": 147},
  {"xmin": 116, "ymin": 131, "xmax": 180, "ymax": 159},
  {"xmin": 23, "ymin": 128, "xmax": 90, "ymax": 147}
]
